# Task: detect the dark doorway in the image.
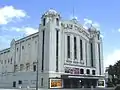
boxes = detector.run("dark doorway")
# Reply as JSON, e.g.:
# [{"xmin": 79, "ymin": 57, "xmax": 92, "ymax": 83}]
[
  {"xmin": 63, "ymin": 78, "xmax": 82, "ymax": 88},
  {"xmin": 63, "ymin": 78, "xmax": 97, "ymax": 88},
  {"xmin": 13, "ymin": 81, "xmax": 16, "ymax": 87}
]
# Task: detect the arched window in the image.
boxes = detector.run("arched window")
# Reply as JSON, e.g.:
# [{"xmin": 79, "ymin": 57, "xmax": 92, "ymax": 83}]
[
  {"xmin": 92, "ymin": 70, "xmax": 96, "ymax": 75},
  {"xmin": 80, "ymin": 69, "xmax": 84, "ymax": 74},
  {"xmin": 86, "ymin": 69, "xmax": 90, "ymax": 74},
  {"xmin": 56, "ymin": 18, "xmax": 59, "ymax": 26},
  {"xmin": 43, "ymin": 18, "xmax": 46, "ymax": 26}
]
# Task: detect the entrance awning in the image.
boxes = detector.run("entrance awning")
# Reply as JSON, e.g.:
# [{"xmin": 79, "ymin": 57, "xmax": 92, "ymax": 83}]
[{"xmin": 61, "ymin": 74, "xmax": 104, "ymax": 79}]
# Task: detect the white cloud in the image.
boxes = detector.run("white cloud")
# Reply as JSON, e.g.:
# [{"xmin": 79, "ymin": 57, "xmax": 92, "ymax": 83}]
[
  {"xmin": 104, "ymin": 49, "xmax": 120, "ymax": 68},
  {"xmin": 118, "ymin": 28, "xmax": 120, "ymax": 32},
  {"xmin": 83, "ymin": 18, "xmax": 104, "ymax": 38},
  {"xmin": 100, "ymin": 34, "xmax": 104, "ymax": 38},
  {"xmin": 0, "ymin": 6, "xmax": 27, "ymax": 24},
  {"xmin": 11, "ymin": 27, "xmax": 38, "ymax": 36},
  {"xmin": 83, "ymin": 18, "xmax": 100, "ymax": 30},
  {"xmin": 0, "ymin": 26, "xmax": 38, "ymax": 50}
]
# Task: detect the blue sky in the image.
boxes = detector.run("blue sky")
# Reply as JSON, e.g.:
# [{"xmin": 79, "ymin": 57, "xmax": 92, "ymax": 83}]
[{"xmin": 0, "ymin": 0, "xmax": 120, "ymax": 68}]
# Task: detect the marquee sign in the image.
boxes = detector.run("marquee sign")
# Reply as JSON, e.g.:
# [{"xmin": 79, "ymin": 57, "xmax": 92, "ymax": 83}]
[
  {"xmin": 64, "ymin": 67, "xmax": 80, "ymax": 74},
  {"xmin": 61, "ymin": 23, "xmax": 89, "ymax": 38}
]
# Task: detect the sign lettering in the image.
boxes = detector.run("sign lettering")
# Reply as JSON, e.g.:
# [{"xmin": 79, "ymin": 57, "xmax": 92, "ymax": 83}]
[{"xmin": 61, "ymin": 23, "xmax": 89, "ymax": 38}]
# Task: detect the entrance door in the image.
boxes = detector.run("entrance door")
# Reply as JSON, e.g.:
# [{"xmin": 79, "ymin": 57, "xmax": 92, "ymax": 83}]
[
  {"xmin": 83, "ymin": 79, "xmax": 97, "ymax": 88},
  {"xmin": 63, "ymin": 79, "xmax": 80, "ymax": 88}
]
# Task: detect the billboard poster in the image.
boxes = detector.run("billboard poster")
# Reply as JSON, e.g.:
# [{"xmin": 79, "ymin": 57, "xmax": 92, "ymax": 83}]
[
  {"xmin": 97, "ymin": 80, "xmax": 105, "ymax": 87},
  {"xmin": 73, "ymin": 68, "xmax": 80, "ymax": 74},
  {"xmin": 49, "ymin": 79, "xmax": 62, "ymax": 88},
  {"xmin": 64, "ymin": 67, "xmax": 80, "ymax": 74}
]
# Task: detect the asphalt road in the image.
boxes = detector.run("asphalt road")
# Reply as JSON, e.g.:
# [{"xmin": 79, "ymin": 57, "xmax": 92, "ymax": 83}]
[
  {"xmin": 0, "ymin": 88, "xmax": 115, "ymax": 90},
  {"xmin": 30, "ymin": 88, "xmax": 115, "ymax": 90}
]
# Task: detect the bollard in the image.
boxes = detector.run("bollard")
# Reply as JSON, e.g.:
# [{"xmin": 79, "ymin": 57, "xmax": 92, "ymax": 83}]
[{"xmin": 91, "ymin": 85, "xmax": 93, "ymax": 90}]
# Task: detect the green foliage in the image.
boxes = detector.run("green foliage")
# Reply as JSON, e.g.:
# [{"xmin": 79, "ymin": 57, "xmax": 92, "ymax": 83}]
[
  {"xmin": 106, "ymin": 60, "xmax": 120, "ymax": 87},
  {"xmin": 115, "ymin": 86, "xmax": 120, "ymax": 90}
]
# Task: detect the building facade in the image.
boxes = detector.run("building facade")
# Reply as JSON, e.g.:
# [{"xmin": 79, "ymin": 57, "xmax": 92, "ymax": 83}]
[{"xmin": 0, "ymin": 9, "xmax": 105, "ymax": 89}]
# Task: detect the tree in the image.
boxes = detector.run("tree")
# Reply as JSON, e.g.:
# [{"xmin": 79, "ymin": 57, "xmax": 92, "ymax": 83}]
[{"xmin": 106, "ymin": 60, "xmax": 120, "ymax": 87}]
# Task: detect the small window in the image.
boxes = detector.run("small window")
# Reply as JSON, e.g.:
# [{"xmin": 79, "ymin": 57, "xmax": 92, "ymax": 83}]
[
  {"xmin": 22, "ymin": 46, "xmax": 24, "ymax": 50},
  {"xmin": 1, "ymin": 60, "xmax": 3, "ymax": 64},
  {"xmin": 18, "ymin": 80, "xmax": 22, "ymax": 84},
  {"xmin": 14, "ymin": 65, "xmax": 18, "ymax": 72},
  {"xmin": 43, "ymin": 18, "xmax": 46, "ymax": 26},
  {"xmin": 92, "ymin": 70, "xmax": 96, "ymax": 75},
  {"xmin": 86, "ymin": 69, "xmax": 90, "ymax": 74},
  {"xmin": 80, "ymin": 69, "xmax": 84, "ymax": 74},
  {"xmin": 5, "ymin": 60, "xmax": 6, "ymax": 64},
  {"xmin": 56, "ymin": 18, "xmax": 59, "ymax": 26},
  {"xmin": 20, "ymin": 64, "xmax": 24, "ymax": 71}
]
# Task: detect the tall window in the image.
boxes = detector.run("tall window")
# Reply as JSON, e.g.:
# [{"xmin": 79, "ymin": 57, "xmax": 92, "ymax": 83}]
[
  {"xmin": 98, "ymin": 34, "xmax": 100, "ymax": 40},
  {"xmin": 74, "ymin": 37, "xmax": 77, "ymax": 59},
  {"xmin": 85, "ymin": 42, "xmax": 87, "ymax": 65},
  {"xmin": 41, "ymin": 78, "xmax": 43, "ymax": 87},
  {"xmin": 5, "ymin": 60, "xmax": 6, "ymax": 64},
  {"xmin": 26, "ymin": 63, "xmax": 30, "ymax": 71},
  {"xmin": 80, "ymin": 39, "xmax": 83, "ymax": 60},
  {"xmin": 56, "ymin": 30, "xmax": 59, "ymax": 72},
  {"xmin": 11, "ymin": 58, "xmax": 12, "ymax": 64},
  {"xmin": 67, "ymin": 36, "xmax": 70, "ymax": 58},
  {"xmin": 56, "ymin": 18, "xmax": 59, "ymax": 26},
  {"xmin": 98, "ymin": 43, "xmax": 101, "ymax": 75},
  {"xmin": 42, "ymin": 30, "xmax": 45, "ymax": 72},
  {"xmin": 33, "ymin": 62, "xmax": 36, "ymax": 72},
  {"xmin": 20, "ymin": 64, "xmax": 24, "ymax": 71},
  {"xmin": 91, "ymin": 43, "xmax": 94, "ymax": 67},
  {"xmin": 43, "ymin": 18, "xmax": 46, "ymax": 26},
  {"xmin": 33, "ymin": 65, "xmax": 36, "ymax": 72}
]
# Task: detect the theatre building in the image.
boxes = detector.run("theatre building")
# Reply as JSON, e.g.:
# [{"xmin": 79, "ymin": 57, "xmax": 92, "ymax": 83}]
[{"xmin": 0, "ymin": 9, "xmax": 105, "ymax": 88}]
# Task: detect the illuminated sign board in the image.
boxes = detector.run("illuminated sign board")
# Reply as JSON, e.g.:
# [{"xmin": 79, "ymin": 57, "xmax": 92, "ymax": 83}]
[
  {"xmin": 97, "ymin": 80, "xmax": 105, "ymax": 87},
  {"xmin": 49, "ymin": 79, "xmax": 62, "ymax": 88},
  {"xmin": 98, "ymin": 81, "xmax": 104, "ymax": 86},
  {"xmin": 64, "ymin": 67, "xmax": 80, "ymax": 74}
]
